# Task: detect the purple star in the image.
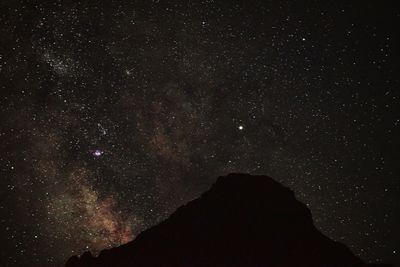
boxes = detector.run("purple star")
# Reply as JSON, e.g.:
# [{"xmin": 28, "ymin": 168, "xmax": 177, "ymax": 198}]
[{"xmin": 92, "ymin": 149, "xmax": 104, "ymax": 157}]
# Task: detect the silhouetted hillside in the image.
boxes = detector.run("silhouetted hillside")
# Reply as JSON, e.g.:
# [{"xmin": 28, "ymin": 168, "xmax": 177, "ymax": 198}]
[{"xmin": 65, "ymin": 173, "xmax": 394, "ymax": 267}]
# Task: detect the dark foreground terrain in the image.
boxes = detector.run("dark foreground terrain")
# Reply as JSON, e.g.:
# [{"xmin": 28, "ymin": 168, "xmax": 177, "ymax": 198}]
[{"xmin": 65, "ymin": 173, "xmax": 393, "ymax": 267}]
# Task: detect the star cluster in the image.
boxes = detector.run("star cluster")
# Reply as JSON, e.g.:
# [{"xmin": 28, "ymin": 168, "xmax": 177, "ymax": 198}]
[{"xmin": 0, "ymin": 1, "xmax": 399, "ymax": 266}]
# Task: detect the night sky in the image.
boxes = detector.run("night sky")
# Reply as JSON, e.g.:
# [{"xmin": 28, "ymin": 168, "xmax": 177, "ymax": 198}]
[{"xmin": 1, "ymin": 1, "xmax": 399, "ymax": 266}]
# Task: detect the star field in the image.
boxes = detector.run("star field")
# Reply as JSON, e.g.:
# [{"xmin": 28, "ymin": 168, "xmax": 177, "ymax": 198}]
[{"xmin": 0, "ymin": 1, "xmax": 399, "ymax": 266}]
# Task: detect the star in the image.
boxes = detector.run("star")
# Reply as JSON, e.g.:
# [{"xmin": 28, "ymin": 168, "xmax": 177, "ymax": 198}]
[{"xmin": 92, "ymin": 149, "xmax": 104, "ymax": 157}]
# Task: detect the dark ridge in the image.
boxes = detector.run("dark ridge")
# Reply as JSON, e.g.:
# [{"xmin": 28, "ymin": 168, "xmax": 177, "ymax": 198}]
[{"xmin": 65, "ymin": 173, "xmax": 394, "ymax": 267}]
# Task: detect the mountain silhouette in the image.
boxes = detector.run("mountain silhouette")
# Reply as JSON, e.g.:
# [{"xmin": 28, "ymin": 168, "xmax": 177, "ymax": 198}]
[{"xmin": 65, "ymin": 173, "xmax": 394, "ymax": 267}]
